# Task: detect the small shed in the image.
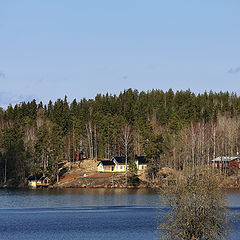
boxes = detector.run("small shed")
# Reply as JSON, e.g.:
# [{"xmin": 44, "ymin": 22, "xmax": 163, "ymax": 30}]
[
  {"xmin": 28, "ymin": 175, "xmax": 41, "ymax": 188},
  {"xmin": 28, "ymin": 175, "xmax": 50, "ymax": 188},
  {"xmin": 39, "ymin": 176, "xmax": 50, "ymax": 186}
]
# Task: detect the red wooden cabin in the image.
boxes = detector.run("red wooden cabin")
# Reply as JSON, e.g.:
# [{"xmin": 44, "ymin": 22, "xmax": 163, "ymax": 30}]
[{"xmin": 212, "ymin": 156, "xmax": 240, "ymax": 169}]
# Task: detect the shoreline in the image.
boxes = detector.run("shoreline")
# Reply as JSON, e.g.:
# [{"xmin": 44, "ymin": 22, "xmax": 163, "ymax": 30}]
[{"xmin": 1, "ymin": 184, "xmax": 240, "ymax": 191}]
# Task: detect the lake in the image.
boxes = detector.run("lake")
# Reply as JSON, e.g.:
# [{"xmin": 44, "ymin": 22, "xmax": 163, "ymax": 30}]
[{"xmin": 0, "ymin": 188, "xmax": 239, "ymax": 239}]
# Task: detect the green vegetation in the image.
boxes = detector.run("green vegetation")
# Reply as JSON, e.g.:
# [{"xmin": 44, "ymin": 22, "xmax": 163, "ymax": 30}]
[
  {"xmin": 0, "ymin": 88, "xmax": 240, "ymax": 185},
  {"xmin": 128, "ymin": 154, "xmax": 139, "ymax": 186}
]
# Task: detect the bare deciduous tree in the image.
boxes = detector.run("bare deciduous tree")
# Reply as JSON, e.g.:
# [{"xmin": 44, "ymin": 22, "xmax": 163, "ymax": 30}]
[
  {"xmin": 159, "ymin": 166, "xmax": 231, "ymax": 240},
  {"xmin": 121, "ymin": 124, "xmax": 131, "ymax": 187},
  {"xmin": 86, "ymin": 121, "xmax": 93, "ymax": 159}
]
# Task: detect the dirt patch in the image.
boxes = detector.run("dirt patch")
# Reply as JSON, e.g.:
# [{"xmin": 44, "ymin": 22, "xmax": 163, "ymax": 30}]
[
  {"xmin": 86, "ymin": 173, "xmax": 113, "ymax": 178},
  {"xmin": 60, "ymin": 174, "xmax": 80, "ymax": 182}
]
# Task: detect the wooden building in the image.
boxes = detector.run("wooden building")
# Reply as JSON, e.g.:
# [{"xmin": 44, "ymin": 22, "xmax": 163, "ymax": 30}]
[
  {"xmin": 212, "ymin": 156, "xmax": 240, "ymax": 169},
  {"xmin": 28, "ymin": 175, "xmax": 50, "ymax": 189}
]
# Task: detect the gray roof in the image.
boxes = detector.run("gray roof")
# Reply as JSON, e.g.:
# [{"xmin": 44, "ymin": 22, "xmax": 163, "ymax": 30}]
[{"xmin": 212, "ymin": 156, "xmax": 240, "ymax": 162}]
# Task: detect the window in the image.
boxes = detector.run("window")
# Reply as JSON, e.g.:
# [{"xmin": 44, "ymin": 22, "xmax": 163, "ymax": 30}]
[
  {"xmin": 104, "ymin": 166, "xmax": 107, "ymax": 170},
  {"xmin": 120, "ymin": 166, "xmax": 123, "ymax": 170},
  {"xmin": 142, "ymin": 165, "xmax": 144, "ymax": 170}
]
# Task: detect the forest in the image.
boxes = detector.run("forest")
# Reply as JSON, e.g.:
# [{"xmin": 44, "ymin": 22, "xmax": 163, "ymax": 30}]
[{"xmin": 0, "ymin": 88, "xmax": 239, "ymax": 184}]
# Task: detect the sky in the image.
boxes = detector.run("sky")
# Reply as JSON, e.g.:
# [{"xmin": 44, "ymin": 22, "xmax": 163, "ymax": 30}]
[{"xmin": 0, "ymin": 0, "xmax": 240, "ymax": 107}]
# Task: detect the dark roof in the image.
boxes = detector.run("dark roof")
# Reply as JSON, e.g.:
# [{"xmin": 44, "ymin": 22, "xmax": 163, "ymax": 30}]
[
  {"xmin": 113, "ymin": 156, "xmax": 129, "ymax": 164},
  {"xmin": 98, "ymin": 160, "xmax": 115, "ymax": 166},
  {"xmin": 28, "ymin": 175, "xmax": 42, "ymax": 181},
  {"xmin": 112, "ymin": 156, "xmax": 148, "ymax": 164},
  {"xmin": 136, "ymin": 156, "xmax": 148, "ymax": 164}
]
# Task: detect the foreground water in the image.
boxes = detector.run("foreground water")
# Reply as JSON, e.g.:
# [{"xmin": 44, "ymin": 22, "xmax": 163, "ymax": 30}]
[{"xmin": 0, "ymin": 188, "xmax": 239, "ymax": 239}]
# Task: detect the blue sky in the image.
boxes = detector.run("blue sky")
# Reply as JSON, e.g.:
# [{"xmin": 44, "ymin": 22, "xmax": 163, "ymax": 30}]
[{"xmin": 0, "ymin": 0, "xmax": 240, "ymax": 106}]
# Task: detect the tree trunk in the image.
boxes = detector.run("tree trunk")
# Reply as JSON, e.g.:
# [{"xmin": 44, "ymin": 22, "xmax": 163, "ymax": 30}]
[
  {"xmin": 4, "ymin": 158, "xmax": 7, "ymax": 183},
  {"xmin": 94, "ymin": 123, "xmax": 97, "ymax": 159}
]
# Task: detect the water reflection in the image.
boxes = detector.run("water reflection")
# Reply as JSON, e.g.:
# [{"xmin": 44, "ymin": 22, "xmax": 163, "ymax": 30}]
[
  {"xmin": 0, "ymin": 188, "xmax": 159, "ymax": 208},
  {"xmin": 1, "ymin": 188, "xmax": 239, "ymax": 209},
  {"xmin": 226, "ymin": 189, "xmax": 240, "ymax": 208}
]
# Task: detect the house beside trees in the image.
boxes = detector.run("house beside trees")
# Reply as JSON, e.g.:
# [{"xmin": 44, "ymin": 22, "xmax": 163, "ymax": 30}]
[
  {"xmin": 1, "ymin": 89, "xmax": 240, "ymax": 187},
  {"xmin": 97, "ymin": 156, "xmax": 147, "ymax": 173},
  {"xmin": 212, "ymin": 155, "xmax": 240, "ymax": 169}
]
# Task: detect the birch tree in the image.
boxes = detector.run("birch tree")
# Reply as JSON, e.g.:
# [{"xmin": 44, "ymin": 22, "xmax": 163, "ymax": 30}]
[
  {"xmin": 121, "ymin": 124, "xmax": 131, "ymax": 187},
  {"xmin": 159, "ymin": 166, "xmax": 231, "ymax": 240}
]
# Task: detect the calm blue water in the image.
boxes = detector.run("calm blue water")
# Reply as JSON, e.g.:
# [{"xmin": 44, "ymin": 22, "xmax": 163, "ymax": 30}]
[{"xmin": 0, "ymin": 188, "xmax": 239, "ymax": 240}]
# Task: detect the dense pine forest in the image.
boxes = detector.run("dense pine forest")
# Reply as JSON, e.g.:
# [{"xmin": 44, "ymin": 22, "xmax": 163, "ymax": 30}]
[{"xmin": 0, "ymin": 88, "xmax": 240, "ymax": 185}]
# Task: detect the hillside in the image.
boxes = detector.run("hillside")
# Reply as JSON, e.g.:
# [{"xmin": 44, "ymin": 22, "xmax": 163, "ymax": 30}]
[
  {"xmin": 1, "ymin": 89, "xmax": 240, "ymax": 186},
  {"xmin": 55, "ymin": 159, "xmax": 148, "ymax": 188}
]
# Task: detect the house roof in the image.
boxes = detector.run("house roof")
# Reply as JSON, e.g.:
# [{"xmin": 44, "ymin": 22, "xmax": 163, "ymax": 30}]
[
  {"xmin": 112, "ymin": 156, "xmax": 148, "ymax": 165},
  {"xmin": 212, "ymin": 156, "xmax": 240, "ymax": 162},
  {"xmin": 136, "ymin": 156, "xmax": 148, "ymax": 164},
  {"xmin": 40, "ymin": 176, "xmax": 50, "ymax": 181},
  {"xmin": 28, "ymin": 175, "xmax": 50, "ymax": 181},
  {"xmin": 113, "ymin": 156, "xmax": 129, "ymax": 164},
  {"xmin": 28, "ymin": 175, "xmax": 42, "ymax": 181},
  {"xmin": 98, "ymin": 160, "xmax": 115, "ymax": 166}
]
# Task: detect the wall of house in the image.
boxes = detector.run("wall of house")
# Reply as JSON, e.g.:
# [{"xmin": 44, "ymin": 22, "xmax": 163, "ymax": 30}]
[
  {"xmin": 28, "ymin": 181, "xmax": 37, "ymax": 189},
  {"xmin": 98, "ymin": 164, "xmax": 116, "ymax": 172},
  {"xmin": 98, "ymin": 163, "xmax": 146, "ymax": 172},
  {"xmin": 213, "ymin": 161, "xmax": 240, "ymax": 169},
  {"xmin": 98, "ymin": 164, "xmax": 127, "ymax": 172},
  {"xmin": 138, "ymin": 164, "xmax": 147, "ymax": 170},
  {"xmin": 115, "ymin": 165, "xmax": 126, "ymax": 172},
  {"xmin": 229, "ymin": 161, "xmax": 240, "ymax": 169},
  {"xmin": 97, "ymin": 165, "xmax": 104, "ymax": 172}
]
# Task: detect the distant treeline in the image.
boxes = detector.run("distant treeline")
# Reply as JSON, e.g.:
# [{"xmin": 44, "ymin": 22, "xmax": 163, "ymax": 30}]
[{"xmin": 0, "ymin": 88, "xmax": 239, "ymax": 183}]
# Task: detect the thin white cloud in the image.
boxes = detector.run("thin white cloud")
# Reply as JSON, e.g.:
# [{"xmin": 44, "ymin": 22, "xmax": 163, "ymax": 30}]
[
  {"xmin": 228, "ymin": 67, "xmax": 240, "ymax": 74},
  {"xmin": 0, "ymin": 91, "xmax": 37, "ymax": 109},
  {"xmin": 0, "ymin": 72, "xmax": 6, "ymax": 78},
  {"xmin": 121, "ymin": 75, "xmax": 128, "ymax": 80}
]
